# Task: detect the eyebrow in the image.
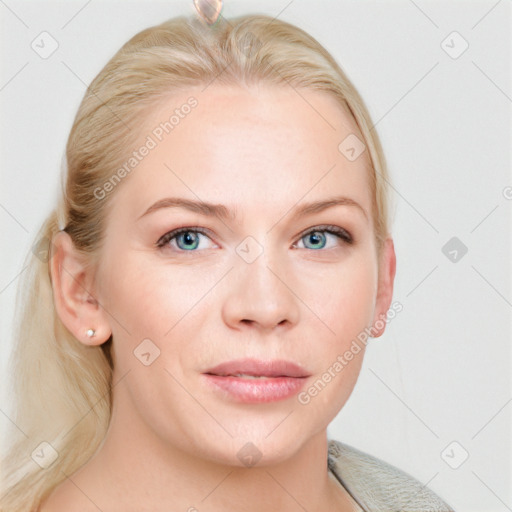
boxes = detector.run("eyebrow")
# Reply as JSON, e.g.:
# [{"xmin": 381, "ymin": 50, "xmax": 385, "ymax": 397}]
[{"xmin": 138, "ymin": 195, "xmax": 368, "ymax": 221}]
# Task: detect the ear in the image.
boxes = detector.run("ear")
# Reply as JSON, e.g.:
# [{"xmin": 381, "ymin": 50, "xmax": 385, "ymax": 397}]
[
  {"xmin": 370, "ymin": 237, "xmax": 396, "ymax": 338},
  {"xmin": 50, "ymin": 231, "xmax": 111, "ymax": 346}
]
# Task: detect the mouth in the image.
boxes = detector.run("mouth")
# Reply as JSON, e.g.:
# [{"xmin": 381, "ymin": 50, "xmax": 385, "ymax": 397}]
[
  {"xmin": 204, "ymin": 358, "xmax": 310, "ymax": 378},
  {"xmin": 215, "ymin": 374, "xmax": 280, "ymax": 379},
  {"xmin": 202, "ymin": 358, "xmax": 310, "ymax": 403}
]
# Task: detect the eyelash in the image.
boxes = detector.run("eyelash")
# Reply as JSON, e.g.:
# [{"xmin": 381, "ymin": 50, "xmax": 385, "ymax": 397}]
[{"xmin": 156, "ymin": 224, "xmax": 353, "ymax": 251}]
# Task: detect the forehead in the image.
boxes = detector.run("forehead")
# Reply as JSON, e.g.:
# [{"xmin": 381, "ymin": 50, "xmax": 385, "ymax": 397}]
[{"xmin": 108, "ymin": 83, "xmax": 373, "ymax": 222}]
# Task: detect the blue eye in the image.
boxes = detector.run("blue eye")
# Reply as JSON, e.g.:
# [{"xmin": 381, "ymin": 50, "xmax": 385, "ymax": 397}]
[
  {"xmin": 157, "ymin": 228, "xmax": 213, "ymax": 251},
  {"xmin": 157, "ymin": 225, "xmax": 353, "ymax": 253},
  {"xmin": 296, "ymin": 226, "xmax": 353, "ymax": 250}
]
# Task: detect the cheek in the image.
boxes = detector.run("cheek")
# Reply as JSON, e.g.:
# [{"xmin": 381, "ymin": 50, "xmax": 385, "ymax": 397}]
[
  {"xmin": 99, "ymin": 252, "xmax": 220, "ymax": 369},
  {"xmin": 96, "ymin": 252, "xmax": 176, "ymax": 366},
  {"xmin": 106, "ymin": 267, "xmax": 171, "ymax": 334},
  {"xmin": 296, "ymin": 253, "xmax": 376, "ymax": 413},
  {"xmin": 306, "ymin": 253, "xmax": 378, "ymax": 345},
  {"xmin": 297, "ymin": 262, "xmax": 375, "ymax": 423}
]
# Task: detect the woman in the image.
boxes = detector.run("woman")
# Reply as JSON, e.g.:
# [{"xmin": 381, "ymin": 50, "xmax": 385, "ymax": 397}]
[{"xmin": 1, "ymin": 12, "xmax": 454, "ymax": 512}]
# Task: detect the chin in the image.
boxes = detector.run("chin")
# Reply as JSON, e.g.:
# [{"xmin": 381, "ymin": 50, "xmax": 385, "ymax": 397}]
[{"xmin": 185, "ymin": 418, "xmax": 318, "ymax": 469}]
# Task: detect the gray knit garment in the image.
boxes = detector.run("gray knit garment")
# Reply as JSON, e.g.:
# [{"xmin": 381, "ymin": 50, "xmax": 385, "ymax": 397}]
[{"xmin": 327, "ymin": 440, "xmax": 455, "ymax": 512}]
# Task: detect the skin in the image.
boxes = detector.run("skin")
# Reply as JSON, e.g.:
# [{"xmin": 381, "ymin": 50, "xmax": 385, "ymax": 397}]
[{"xmin": 43, "ymin": 83, "xmax": 395, "ymax": 512}]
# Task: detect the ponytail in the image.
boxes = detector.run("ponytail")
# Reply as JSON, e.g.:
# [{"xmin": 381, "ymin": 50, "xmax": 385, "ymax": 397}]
[{"xmin": 1, "ymin": 208, "xmax": 112, "ymax": 511}]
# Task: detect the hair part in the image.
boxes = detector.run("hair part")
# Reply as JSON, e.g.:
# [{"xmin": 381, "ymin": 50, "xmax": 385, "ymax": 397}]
[{"xmin": 1, "ymin": 13, "xmax": 391, "ymax": 511}]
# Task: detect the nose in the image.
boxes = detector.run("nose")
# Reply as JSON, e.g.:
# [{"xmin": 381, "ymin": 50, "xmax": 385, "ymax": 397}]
[{"xmin": 221, "ymin": 248, "xmax": 301, "ymax": 333}]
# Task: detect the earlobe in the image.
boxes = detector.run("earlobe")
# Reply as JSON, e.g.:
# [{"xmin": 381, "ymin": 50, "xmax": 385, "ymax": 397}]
[
  {"xmin": 370, "ymin": 237, "xmax": 397, "ymax": 338},
  {"xmin": 50, "ymin": 231, "xmax": 111, "ymax": 346}
]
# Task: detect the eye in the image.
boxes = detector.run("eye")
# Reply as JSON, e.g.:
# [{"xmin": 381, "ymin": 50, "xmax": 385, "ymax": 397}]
[
  {"xmin": 156, "ymin": 227, "xmax": 215, "ymax": 251},
  {"xmin": 156, "ymin": 224, "xmax": 353, "ymax": 253},
  {"xmin": 294, "ymin": 225, "xmax": 353, "ymax": 250}
]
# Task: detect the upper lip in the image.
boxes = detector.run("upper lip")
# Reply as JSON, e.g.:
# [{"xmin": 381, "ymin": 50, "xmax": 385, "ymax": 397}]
[{"xmin": 204, "ymin": 358, "xmax": 310, "ymax": 378}]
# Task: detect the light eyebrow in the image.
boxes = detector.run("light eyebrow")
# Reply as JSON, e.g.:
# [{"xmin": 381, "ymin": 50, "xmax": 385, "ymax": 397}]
[
  {"xmin": 292, "ymin": 196, "xmax": 368, "ymax": 220},
  {"xmin": 138, "ymin": 195, "xmax": 367, "ymax": 222},
  {"xmin": 138, "ymin": 197, "xmax": 237, "ymax": 222}
]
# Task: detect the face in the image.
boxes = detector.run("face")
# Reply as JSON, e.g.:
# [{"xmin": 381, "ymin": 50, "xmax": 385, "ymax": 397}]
[{"xmin": 90, "ymin": 83, "xmax": 393, "ymax": 466}]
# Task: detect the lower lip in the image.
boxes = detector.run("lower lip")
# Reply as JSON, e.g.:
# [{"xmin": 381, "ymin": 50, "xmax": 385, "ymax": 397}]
[{"xmin": 203, "ymin": 375, "xmax": 307, "ymax": 403}]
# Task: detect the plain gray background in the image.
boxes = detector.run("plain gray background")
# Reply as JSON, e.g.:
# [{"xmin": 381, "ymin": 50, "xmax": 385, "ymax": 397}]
[{"xmin": 1, "ymin": 1, "xmax": 511, "ymax": 510}]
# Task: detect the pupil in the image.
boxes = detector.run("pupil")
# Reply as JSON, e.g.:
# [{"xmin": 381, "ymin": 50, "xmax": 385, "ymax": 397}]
[
  {"xmin": 182, "ymin": 232, "xmax": 197, "ymax": 247},
  {"xmin": 306, "ymin": 231, "xmax": 326, "ymax": 249},
  {"xmin": 310, "ymin": 233, "xmax": 322, "ymax": 246}
]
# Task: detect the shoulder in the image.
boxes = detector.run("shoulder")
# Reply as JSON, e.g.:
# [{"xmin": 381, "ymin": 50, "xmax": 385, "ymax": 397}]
[{"xmin": 327, "ymin": 439, "xmax": 455, "ymax": 512}]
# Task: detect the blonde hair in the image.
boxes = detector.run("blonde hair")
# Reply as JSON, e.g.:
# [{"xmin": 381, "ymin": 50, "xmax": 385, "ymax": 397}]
[{"xmin": 1, "ymin": 13, "xmax": 391, "ymax": 511}]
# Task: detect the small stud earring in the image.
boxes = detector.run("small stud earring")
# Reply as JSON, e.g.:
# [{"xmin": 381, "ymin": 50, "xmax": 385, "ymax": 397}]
[{"xmin": 86, "ymin": 329, "xmax": 96, "ymax": 338}]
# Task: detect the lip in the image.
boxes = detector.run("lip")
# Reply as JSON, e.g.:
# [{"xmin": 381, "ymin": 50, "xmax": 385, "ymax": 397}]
[
  {"xmin": 202, "ymin": 358, "xmax": 310, "ymax": 404},
  {"xmin": 205, "ymin": 358, "xmax": 310, "ymax": 378}
]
